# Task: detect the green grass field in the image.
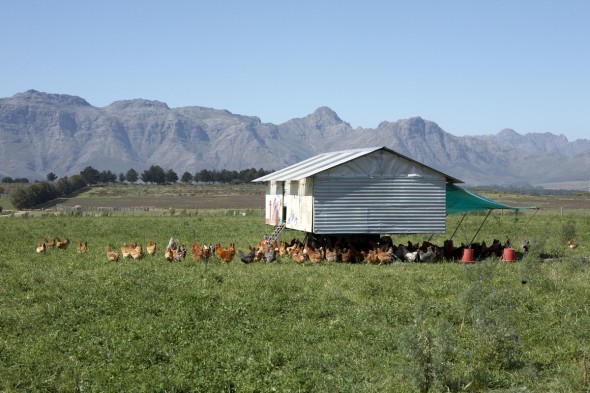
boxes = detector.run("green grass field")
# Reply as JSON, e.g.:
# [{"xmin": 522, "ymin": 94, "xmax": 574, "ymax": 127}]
[{"xmin": 1, "ymin": 189, "xmax": 590, "ymax": 391}]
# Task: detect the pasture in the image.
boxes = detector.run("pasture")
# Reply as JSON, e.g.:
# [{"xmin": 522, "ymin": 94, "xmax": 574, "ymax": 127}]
[{"xmin": 1, "ymin": 187, "xmax": 589, "ymax": 392}]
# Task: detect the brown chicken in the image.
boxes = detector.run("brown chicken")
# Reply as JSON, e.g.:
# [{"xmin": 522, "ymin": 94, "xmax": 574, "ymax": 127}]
[
  {"xmin": 36, "ymin": 242, "xmax": 46, "ymax": 254},
  {"xmin": 106, "ymin": 244, "xmax": 120, "ymax": 261},
  {"xmin": 291, "ymin": 250, "xmax": 308, "ymax": 265},
  {"xmin": 54, "ymin": 237, "xmax": 70, "ymax": 250},
  {"xmin": 286, "ymin": 239, "xmax": 303, "ymax": 255},
  {"xmin": 130, "ymin": 243, "xmax": 144, "ymax": 260},
  {"xmin": 325, "ymin": 246, "xmax": 338, "ymax": 262},
  {"xmin": 339, "ymin": 245, "xmax": 358, "ymax": 263},
  {"xmin": 253, "ymin": 246, "xmax": 265, "ymax": 262},
  {"xmin": 77, "ymin": 241, "xmax": 88, "ymax": 253},
  {"xmin": 174, "ymin": 243, "xmax": 187, "ymax": 261},
  {"xmin": 251, "ymin": 241, "xmax": 266, "ymax": 262},
  {"xmin": 287, "ymin": 241, "xmax": 305, "ymax": 265},
  {"xmin": 146, "ymin": 240, "xmax": 157, "ymax": 256},
  {"xmin": 191, "ymin": 243, "xmax": 213, "ymax": 262},
  {"xmin": 191, "ymin": 242, "xmax": 204, "ymax": 261},
  {"xmin": 164, "ymin": 245, "xmax": 175, "ymax": 261},
  {"xmin": 201, "ymin": 244, "xmax": 212, "ymax": 263},
  {"xmin": 376, "ymin": 247, "xmax": 395, "ymax": 264},
  {"xmin": 44, "ymin": 237, "xmax": 56, "ymax": 249},
  {"xmin": 304, "ymin": 242, "xmax": 324, "ymax": 263},
  {"xmin": 215, "ymin": 243, "xmax": 235, "ymax": 263},
  {"xmin": 278, "ymin": 240, "xmax": 288, "ymax": 256},
  {"xmin": 361, "ymin": 249, "xmax": 380, "ymax": 264},
  {"xmin": 120, "ymin": 242, "xmax": 134, "ymax": 258}
]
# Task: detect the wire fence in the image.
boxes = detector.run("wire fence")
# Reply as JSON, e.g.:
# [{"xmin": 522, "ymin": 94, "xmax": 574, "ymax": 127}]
[{"xmin": 55, "ymin": 204, "xmax": 152, "ymax": 212}]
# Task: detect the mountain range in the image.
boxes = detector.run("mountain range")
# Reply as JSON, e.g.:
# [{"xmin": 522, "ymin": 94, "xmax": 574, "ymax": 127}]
[{"xmin": 1, "ymin": 90, "xmax": 589, "ymax": 190}]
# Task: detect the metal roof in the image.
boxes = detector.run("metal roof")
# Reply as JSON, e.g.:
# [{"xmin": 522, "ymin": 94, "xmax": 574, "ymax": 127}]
[{"xmin": 253, "ymin": 146, "xmax": 462, "ymax": 183}]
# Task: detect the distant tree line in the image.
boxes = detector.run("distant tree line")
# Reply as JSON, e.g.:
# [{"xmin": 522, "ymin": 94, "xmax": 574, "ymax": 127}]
[
  {"xmin": 1, "ymin": 177, "xmax": 31, "ymax": 184},
  {"xmin": 5, "ymin": 165, "xmax": 273, "ymax": 209},
  {"xmin": 9, "ymin": 175, "xmax": 86, "ymax": 210},
  {"xmin": 3, "ymin": 165, "xmax": 272, "ymax": 186},
  {"xmin": 75, "ymin": 165, "xmax": 272, "ymax": 185}
]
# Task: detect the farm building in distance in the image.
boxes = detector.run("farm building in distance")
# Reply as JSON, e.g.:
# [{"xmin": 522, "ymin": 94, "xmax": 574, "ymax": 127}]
[{"xmin": 253, "ymin": 146, "xmax": 463, "ymax": 236}]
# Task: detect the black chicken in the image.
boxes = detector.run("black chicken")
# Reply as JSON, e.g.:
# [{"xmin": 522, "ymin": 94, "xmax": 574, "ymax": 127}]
[
  {"xmin": 264, "ymin": 245, "xmax": 276, "ymax": 263},
  {"xmin": 238, "ymin": 245, "xmax": 255, "ymax": 264}
]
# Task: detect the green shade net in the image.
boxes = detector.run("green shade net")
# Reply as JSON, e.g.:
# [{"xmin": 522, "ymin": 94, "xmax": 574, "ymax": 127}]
[{"xmin": 446, "ymin": 183, "xmax": 538, "ymax": 215}]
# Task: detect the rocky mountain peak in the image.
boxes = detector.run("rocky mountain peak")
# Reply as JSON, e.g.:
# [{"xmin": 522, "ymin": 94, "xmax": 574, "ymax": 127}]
[
  {"xmin": 306, "ymin": 106, "xmax": 344, "ymax": 127},
  {"xmin": 10, "ymin": 90, "xmax": 91, "ymax": 107},
  {"xmin": 496, "ymin": 128, "xmax": 521, "ymax": 140},
  {"xmin": 497, "ymin": 128, "xmax": 519, "ymax": 136},
  {"xmin": 106, "ymin": 99, "xmax": 170, "ymax": 111},
  {"xmin": 403, "ymin": 116, "xmax": 426, "ymax": 127}
]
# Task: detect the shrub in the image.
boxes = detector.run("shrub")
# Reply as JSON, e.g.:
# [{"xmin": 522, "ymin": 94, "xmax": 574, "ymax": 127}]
[
  {"xmin": 9, "ymin": 188, "xmax": 30, "ymax": 210},
  {"xmin": 559, "ymin": 219, "xmax": 577, "ymax": 243}
]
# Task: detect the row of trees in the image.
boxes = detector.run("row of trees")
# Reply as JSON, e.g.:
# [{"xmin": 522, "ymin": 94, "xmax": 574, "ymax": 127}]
[
  {"xmin": 75, "ymin": 165, "xmax": 271, "ymax": 185},
  {"xmin": 3, "ymin": 166, "xmax": 273, "ymax": 186},
  {"xmin": 1, "ymin": 177, "xmax": 31, "ymax": 184}
]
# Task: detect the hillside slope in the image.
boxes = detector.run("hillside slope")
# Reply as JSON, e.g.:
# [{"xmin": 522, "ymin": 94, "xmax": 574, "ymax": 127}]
[{"xmin": 1, "ymin": 90, "xmax": 589, "ymax": 189}]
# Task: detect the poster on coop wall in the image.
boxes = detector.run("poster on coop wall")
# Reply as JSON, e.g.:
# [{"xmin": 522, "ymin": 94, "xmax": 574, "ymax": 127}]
[
  {"xmin": 265, "ymin": 195, "xmax": 283, "ymax": 226},
  {"xmin": 284, "ymin": 195, "xmax": 313, "ymax": 233}
]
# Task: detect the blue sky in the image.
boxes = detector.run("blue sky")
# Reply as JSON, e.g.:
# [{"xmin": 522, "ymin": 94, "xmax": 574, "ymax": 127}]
[{"xmin": 2, "ymin": 0, "xmax": 589, "ymax": 140}]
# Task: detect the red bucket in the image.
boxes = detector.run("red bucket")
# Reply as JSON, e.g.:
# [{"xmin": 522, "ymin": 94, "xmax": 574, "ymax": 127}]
[
  {"xmin": 503, "ymin": 247, "xmax": 516, "ymax": 262},
  {"xmin": 460, "ymin": 248, "xmax": 475, "ymax": 263}
]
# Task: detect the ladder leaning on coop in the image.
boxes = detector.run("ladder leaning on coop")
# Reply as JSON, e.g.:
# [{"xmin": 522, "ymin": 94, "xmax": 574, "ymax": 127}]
[{"xmin": 268, "ymin": 223, "xmax": 286, "ymax": 242}]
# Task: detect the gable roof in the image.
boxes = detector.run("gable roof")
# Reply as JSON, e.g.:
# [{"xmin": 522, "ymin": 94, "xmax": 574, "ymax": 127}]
[{"xmin": 253, "ymin": 146, "xmax": 462, "ymax": 183}]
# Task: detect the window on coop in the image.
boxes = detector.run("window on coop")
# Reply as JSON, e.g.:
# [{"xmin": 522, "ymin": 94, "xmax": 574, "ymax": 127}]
[
  {"xmin": 285, "ymin": 181, "xmax": 298, "ymax": 196},
  {"xmin": 299, "ymin": 179, "xmax": 312, "ymax": 196}
]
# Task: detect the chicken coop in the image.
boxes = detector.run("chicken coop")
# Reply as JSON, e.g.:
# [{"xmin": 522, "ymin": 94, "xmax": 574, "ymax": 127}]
[{"xmin": 253, "ymin": 146, "xmax": 463, "ymax": 238}]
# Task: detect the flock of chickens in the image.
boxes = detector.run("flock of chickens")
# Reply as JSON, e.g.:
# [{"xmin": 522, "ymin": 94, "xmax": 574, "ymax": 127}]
[
  {"xmin": 36, "ymin": 237, "xmax": 77, "ymax": 253},
  {"xmin": 34, "ymin": 234, "xmax": 580, "ymax": 265},
  {"xmin": 279, "ymin": 236, "xmax": 523, "ymax": 264},
  {"xmin": 278, "ymin": 236, "xmax": 441, "ymax": 265},
  {"xmin": 34, "ymin": 236, "xmax": 275, "ymax": 264}
]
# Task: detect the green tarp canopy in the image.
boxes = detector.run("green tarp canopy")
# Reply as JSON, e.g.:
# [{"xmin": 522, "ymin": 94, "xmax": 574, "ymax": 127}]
[{"xmin": 446, "ymin": 183, "xmax": 538, "ymax": 215}]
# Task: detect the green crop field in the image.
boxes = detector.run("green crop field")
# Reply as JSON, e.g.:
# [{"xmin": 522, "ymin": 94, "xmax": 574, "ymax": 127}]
[{"xmin": 1, "ymin": 187, "xmax": 589, "ymax": 392}]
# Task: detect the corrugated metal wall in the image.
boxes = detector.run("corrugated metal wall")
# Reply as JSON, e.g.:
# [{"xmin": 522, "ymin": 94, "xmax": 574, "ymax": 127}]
[{"xmin": 313, "ymin": 177, "xmax": 446, "ymax": 234}]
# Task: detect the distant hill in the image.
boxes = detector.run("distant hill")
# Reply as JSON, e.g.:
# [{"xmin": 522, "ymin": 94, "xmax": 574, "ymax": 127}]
[{"xmin": 1, "ymin": 90, "xmax": 589, "ymax": 190}]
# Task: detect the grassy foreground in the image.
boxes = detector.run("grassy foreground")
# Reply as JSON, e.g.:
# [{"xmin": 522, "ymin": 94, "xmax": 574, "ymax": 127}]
[{"xmin": 1, "ymin": 213, "xmax": 590, "ymax": 392}]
